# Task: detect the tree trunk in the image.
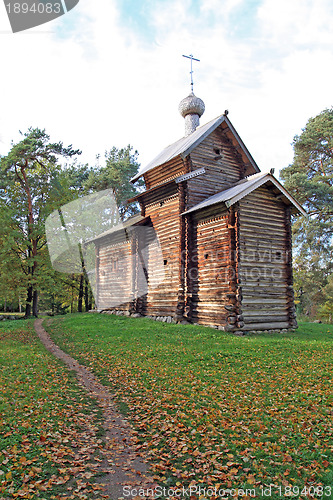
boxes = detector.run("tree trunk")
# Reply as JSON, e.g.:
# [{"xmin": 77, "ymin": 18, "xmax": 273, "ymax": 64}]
[
  {"xmin": 32, "ymin": 289, "xmax": 38, "ymax": 317},
  {"xmin": 88, "ymin": 287, "xmax": 93, "ymax": 311},
  {"xmin": 84, "ymin": 276, "xmax": 89, "ymax": 312},
  {"xmin": 25, "ymin": 285, "xmax": 33, "ymax": 318},
  {"xmin": 78, "ymin": 274, "xmax": 84, "ymax": 313},
  {"xmin": 20, "ymin": 164, "xmax": 39, "ymax": 320}
]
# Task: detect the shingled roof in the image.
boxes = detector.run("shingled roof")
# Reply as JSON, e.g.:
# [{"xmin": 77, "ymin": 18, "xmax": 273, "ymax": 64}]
[
  {"xmin": 131, "ymin": 114, "xmax": 260, "ymax": 183},
  {"xmin": 182, "ymin": 172, "xmax": 307, "ymax": 216}
]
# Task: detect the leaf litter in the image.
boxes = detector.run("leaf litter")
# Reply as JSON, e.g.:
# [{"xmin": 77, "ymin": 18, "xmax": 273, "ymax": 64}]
[
  {"xmin": 45, "ymin": 314, "xmax": 333, "ymax": 498},
  {"xmin": 0, "ymin": 320, "xmax": 156, "ymax": 500}
]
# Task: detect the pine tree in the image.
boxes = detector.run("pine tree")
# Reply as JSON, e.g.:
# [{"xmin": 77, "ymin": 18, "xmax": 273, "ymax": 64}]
[
  {"xmin": 84, "ymin": 145, "xmax": 144, "ymax": 219},
  {"xmin": 0, "ymin": 127, "xmax": 81, "ymax": 317},
  {"xmin": 280, "ymin": 107, "xmax": 333, "ymax": 317}
]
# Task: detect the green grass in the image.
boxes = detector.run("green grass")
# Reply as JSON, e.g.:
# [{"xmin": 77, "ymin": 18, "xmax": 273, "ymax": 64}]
[
  {"xmin": 0, "ymin": 319, "xmax": 106, "ymax": 499},
  {"xmin": 45, "ymin": 314, "xmax": 333, "ymax": 496}
]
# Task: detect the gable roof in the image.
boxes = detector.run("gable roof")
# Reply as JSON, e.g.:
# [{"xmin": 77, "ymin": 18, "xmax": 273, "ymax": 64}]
[
  {"xmin": 131, "ymin": 114, "xmax": 260, "ymax": 183},
  {"xmin": 182, "ymin": 172, "xmax": 307, "ymax": 216},
  {"xmin": 86, "ymin": 213, "xmax": 147, "ymax": 244}
]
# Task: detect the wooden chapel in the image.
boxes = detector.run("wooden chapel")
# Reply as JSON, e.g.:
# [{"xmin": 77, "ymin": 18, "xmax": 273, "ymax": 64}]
[{"xmin": 92, "ymin": 84, "xmax": 305, "ymax": 333}]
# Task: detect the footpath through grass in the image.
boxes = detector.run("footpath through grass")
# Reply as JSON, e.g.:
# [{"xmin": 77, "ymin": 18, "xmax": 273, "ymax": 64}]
[
  {"xmin": 0, "ymin": 319, "xmax": 106, "ymax": 500},
  {"xmin": 46, "ymin": 314, "xmax": 333, "ymax": 497}
]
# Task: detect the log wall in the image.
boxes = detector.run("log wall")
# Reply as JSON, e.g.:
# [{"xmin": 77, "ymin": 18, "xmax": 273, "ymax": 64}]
[
  {"xmin": 187, "ymin": 129, "xmax": 244, "ymax": 208},
  {"xmin": 143, "ymin": 191, "xmax": 180, "ymax": 316},
  {"xmin": 97, "ymin": 237, "xmax": 132, "ymax": 311},
  {"xmin": 238, "ymin": 187, "xmax": 291, "ymax": 330},
  {"xmin": 143, "ymin": 157, "xmax": 187, "ymax": 190},
  {"xmin": 189, "ymin": 212, "xmax": 230, "ymax": 326}
]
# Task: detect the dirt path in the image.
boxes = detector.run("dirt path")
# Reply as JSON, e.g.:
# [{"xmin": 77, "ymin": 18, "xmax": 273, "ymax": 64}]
[{"xmin": 34, "ymin": 319, "xmax": 156, "ymax": 500}]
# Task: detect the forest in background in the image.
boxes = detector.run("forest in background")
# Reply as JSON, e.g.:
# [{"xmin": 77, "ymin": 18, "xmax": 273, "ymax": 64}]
[
  {"xmin": 0, "ymin": 132, "xmax": 143, "ymax": 317},
  {"xmin": 0, "ymin": 107, "xmax": 332, "ymax": 321},
  {"xmin": 280, "ymin": 108, "xmax": 333, "ymax": 322}
]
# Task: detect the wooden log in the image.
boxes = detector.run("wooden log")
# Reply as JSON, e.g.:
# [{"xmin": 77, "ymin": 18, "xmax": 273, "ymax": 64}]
[
  {"xmin": 242, "ymin": 321, "xmax": 290, "ymax": 330},
  {"xmin": 175, "ymin": 182, "xmax": 186, "ymax": 319},
  {"xmin": 284, "ymin": 205, "xmax": 297, "ymax": 328},
  {"xmin": 235, "ymin": 186, "xmax": 294, "ymax": 331},
  {"xmin": 243, "ymin": 312, "xmax": 289, "ymax": 320},
  {"xmin": 144, "ymin": 156, "xmax": 186, "ymax": 189}
]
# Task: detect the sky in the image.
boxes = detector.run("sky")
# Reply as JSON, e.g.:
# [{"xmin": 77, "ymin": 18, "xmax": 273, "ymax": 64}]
[{"xmin": 0, "ymin": 0, "xmax": 332, "ymax": 178}]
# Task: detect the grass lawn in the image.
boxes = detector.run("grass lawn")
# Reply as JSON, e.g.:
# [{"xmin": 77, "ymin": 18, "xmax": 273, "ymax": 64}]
[
  {"xmin": 46, "ymin": 314, "xmax": 333, "ymax": 497},
  {"xmin": 0, "ymin": 319, "xmax": 106, "ymax": 499}
]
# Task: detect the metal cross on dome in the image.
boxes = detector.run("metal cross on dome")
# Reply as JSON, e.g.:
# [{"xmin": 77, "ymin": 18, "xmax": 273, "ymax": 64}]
[{"xmin": 182, "ymin": 53, "xmax": 200, "ymax": 93}]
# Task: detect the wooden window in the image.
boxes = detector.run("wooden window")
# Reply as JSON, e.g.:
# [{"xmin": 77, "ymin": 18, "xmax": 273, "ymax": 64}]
[
  {"xmin": 275, "ymin": 251, "xmax": 282, "ymax": 261},
  {"xmin": 213, "ymin": 147, "xmax": 223, "ymax": 160}
]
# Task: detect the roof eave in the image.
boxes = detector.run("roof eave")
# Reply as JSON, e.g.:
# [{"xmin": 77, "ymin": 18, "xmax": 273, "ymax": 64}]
[
  {"xmin": 86, "ymin": 215, "xmax": 149, "ymax": 244},
  {"xmin": 224, "ymin": 116, "xmax": 260, "ymax": 174},
  {"xmin": 127, "ymin": 178, "xmax": 176, "ymax": 203},
  {"xmin": 267, "ymin": 177, "xmax": 307, "ymax": 216},
  {"xmin": 182, "ymin": 174, "xmax": 306, "ymax": 217}
]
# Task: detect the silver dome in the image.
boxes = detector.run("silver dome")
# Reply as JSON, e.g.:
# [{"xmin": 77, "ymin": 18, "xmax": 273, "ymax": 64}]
[{"xmin": 179, "ymin": 92, "xmax": 205, "ymax": 118}]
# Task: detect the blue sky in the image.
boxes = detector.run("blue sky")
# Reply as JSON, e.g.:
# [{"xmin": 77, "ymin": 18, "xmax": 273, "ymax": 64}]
[
  {"xmin": 116, "ymin": 0, "xmax": 163, "ymax": 43},
  {"xmin": 0, "ymin": 0, "xmax": 332, "ymax": 175},
  {"xmin": 115, "ymin": 0, "xmax": 261, "ymax": 43}
]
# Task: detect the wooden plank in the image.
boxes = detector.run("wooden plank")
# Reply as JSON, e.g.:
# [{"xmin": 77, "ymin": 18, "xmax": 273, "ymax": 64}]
[{"xmin": 242, "ymin": 321, "xmax": 290, "ymax": 330}]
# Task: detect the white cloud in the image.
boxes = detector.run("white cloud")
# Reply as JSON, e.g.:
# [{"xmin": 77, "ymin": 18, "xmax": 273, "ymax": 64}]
[
  {"xmin": 257, "ymin": 0, "xmax": 333, "ymax": 48},
  {"xmin": 0, "ymin": 0, "xmax": 332, "ymax": 178}
]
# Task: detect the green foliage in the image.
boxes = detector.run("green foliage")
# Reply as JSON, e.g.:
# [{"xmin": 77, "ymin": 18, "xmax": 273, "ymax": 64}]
[
  {"xmin": 0, "ymin": 127, "xmax": 80, "ymax": 175},
  {"xmin": 47, "ymin": 314, "xmax": 333, "ymax": 490},
  {"xmin": 281, "ymin": 107, "xmax": 333, "ymax": 217},
  {"xmin": 281, "ymin": 108, "xmax": 333, "ymax": 318},
  {"xmin": 0, "ymin": 127, "xmax": 81, "ymax": 316},
  {"xmin": 0, "ymin": 127, "xmax": 143, "ymax": 315},
  {"xmin": 318, "ymin": 274, "xmax": 333, "ymax": 322},
  {"xmin": 84, "ymin": 145, "xmax": 144, "ymax": 218}
]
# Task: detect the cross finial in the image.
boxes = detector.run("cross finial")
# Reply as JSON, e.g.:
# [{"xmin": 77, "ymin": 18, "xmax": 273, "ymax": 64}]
[{"xmin": 182, "ymin": 54, "xmax": 200, "ymax": 93}]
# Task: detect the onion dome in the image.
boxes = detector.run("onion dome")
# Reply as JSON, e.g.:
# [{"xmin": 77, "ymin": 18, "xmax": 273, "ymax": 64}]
[
  {"xmin": 179, "ymin": 92, "xmax": 205, "ymax": 118},
  {"xmin": 178, "ymin": 92, "xmax": 205, "ymax": 136}
]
